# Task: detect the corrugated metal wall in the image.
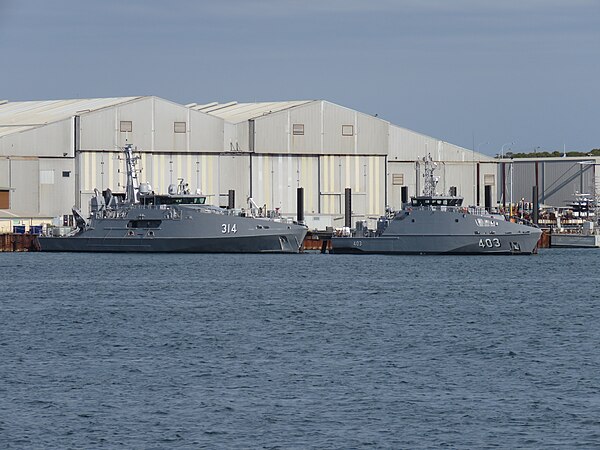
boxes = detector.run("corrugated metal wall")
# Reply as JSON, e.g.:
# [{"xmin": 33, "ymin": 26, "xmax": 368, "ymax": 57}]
[
  {"xmin": 356, "ymin": 110, "xmax": 389, "ymax": 155},
  {"xmin": 389, "ymin": 125, "xmax": 492, "ymax": 163},
  {"xmin": 499, "ymin": 159, "xmax": 598, "ymax": 207},
  {"xmin": 0, "ymin": 118, "xmax": 73, "ymax": 157},
  {"xmin": 10, "ymin": 159, "xmax": 39, "ymax": 215},
  {"xmin": 80, "ymin": 97, "xmax": 226, "ymax": 152},
  {"xmin": 319, "ymin": 155, "xmax": 385, "ymax": 217},
  {"xmin": 323, "ymin": 102, "xmax": 356, "ymax": 154},
  {"xmin": 79, "ymin": 151, "xmax": 251, "ymax": 214},
  {"xmin": 248, "ymin": 154, "xmax": 385, "ymax": 219},
  {"xmin": 39, "ymin": 158, "xmax": 76, "ymax": 216},
  {"xmin": 0, "ymin": 153, "xmax": 74, "ymax": 217},
  {"xmin": 253, "ymin": 101, "xmax": 389, "ymax": 156},
  {"xmin": 0, "ymin": 158, "xmax": 9, "ymax": 188},
  {"xmin": 250, "ymin": 154, "xmax": 316, "ymax": 216}
]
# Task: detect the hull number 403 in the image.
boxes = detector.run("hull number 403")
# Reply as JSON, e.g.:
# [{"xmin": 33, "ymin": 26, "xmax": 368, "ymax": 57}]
[
  {"xmin": 221, "ymin": 223, "xmax": 237, "ymax": 234},
  {"xmin": 479, "ymin": 238, "xmax": 500, "ymax": 248}
]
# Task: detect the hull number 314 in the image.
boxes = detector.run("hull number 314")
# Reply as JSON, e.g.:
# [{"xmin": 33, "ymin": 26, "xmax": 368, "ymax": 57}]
[
  {"xmin": 221, "ymin": 223, "xmax": 237, "ymax": 234},
  {"xmin": 479, "ymin": 238, "xmax": 500, "ymax": 248}
]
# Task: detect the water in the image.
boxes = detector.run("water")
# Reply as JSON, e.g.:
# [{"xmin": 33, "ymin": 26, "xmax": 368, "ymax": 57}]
[{"xmin": 1, "ymin": 249, "xmax": 599, "ymax": 449}]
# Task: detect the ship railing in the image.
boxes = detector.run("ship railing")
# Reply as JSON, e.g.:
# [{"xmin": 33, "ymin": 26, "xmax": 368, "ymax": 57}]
[
  {"xmin": 408, "ymin": 205, "xmax": 469, "ymax": 213},
  {"xmin": 95, "ymin": 204, "xmax": 184, "ymax": 220},
  {"xmin": 506, "ymin": 215, "xmax": 539, "ymax": 228},
  {"xmin": 95, "ymin": 203, "xmax": 293, "ymax": 221},
  {"xmin": 411, "ymin": 204, "xmax": 510, "ymax": 216}
]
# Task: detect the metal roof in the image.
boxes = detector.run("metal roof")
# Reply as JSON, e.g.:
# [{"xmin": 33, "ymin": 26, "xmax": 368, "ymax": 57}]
[
  {"xmin": 0, "ymin": 97, "xmax": 142, "ymax": 137},
  {"xmin": 191, "ymin": 101, "xmax": 314, "ymax": 123}
]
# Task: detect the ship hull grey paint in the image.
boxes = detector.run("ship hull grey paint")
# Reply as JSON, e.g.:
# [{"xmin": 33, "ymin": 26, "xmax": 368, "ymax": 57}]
[
  {"xmin": 331, "ymin": 209, "xmax": 542, "ymax": 255},
  {"xmin": 39, "ymin": 234, "xmax": 305, "ymax": 253},
  {"xmin": 39, "ymin": 205, "xmax": 307, "ymax": 253}
]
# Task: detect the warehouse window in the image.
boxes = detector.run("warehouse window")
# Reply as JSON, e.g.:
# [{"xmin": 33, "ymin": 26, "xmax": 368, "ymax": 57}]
[
  {"xmin": 392, "ymin": 173, "xmax": 404, "ymax": 185},
  {"xmin": 62, "ymin": 171, "xmax": 71, "ymax": 177},
  {"xmin": 342, "ymin": 125, "xmax": 354, "ymax": 136},
  {"xmin": 40, "ymin": 170, "xmax": 55, "ymax": 185},
  {"xmin": 120, "ymin": 121, "xmax": 133, "ymax": 132},
  {"xmin": 174, "ymin": 122, "xmax": 187, "ymax": 133},
  {"xmin": 0, "ymin": 190, "xmax": 9, "ymax": 209},
  {"xmin": 292, "ymin": 124, "xmax": 304, "ymax": 135}
]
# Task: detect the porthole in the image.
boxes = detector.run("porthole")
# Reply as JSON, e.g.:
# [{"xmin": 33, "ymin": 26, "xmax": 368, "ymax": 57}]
[
  {"xmin": 148, "ymin": 230, "xmax": 155, "ymax": 237},
  {"xmin": 127, "ymin": 230, "xmax": 134, "ymax": 236}
]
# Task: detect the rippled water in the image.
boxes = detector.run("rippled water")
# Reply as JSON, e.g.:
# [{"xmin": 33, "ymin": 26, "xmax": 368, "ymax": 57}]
[{"xmin": 1, "ymin": 249, "xmax": 600, "ymax": 448}]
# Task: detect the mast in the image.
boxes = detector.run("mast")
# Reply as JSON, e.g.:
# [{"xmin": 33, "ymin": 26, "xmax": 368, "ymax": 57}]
[
  {"xmin": 422, "ymin": 154, "xmax": 439, "ymax": 197},
  {"xmin": 124, "ymin": 144, "xmax": 140, "ymax": 203}
]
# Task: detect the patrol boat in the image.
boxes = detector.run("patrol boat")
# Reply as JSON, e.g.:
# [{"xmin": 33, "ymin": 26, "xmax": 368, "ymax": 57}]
[
  {"xmin": 330, "ymin": 155, "xmax": 541, "ymax": 255},
  {"xmin": 38, "ymin": 145, "xmax": 307, "ymax": 253}
]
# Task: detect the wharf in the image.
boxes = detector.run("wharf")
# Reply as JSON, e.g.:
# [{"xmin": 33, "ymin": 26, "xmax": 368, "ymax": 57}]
[
  {"xmin": 0, "ymin": 234, "xmax": 41, "ymax": 252},
  {"xmin": 550, "ymin": 232, "xmax": 600, "ymax": 248},
  {"xmin": 538, "ymin": 230, "xmax": 551, "ymax": 248},
  {"xmin": 302, "ymin": 230, "xmax": 333, "ymax": 253}
]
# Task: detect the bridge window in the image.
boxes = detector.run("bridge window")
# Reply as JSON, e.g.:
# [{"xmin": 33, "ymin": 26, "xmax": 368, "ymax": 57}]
[{"xmin": 475, "ymin": 218, "xmax": 498, "ymax": 227}]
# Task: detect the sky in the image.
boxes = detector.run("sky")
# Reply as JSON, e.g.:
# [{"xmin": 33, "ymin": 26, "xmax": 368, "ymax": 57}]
[{"xmin": 1, "ymin": 0, "xmax": 599, "ymax": 156}]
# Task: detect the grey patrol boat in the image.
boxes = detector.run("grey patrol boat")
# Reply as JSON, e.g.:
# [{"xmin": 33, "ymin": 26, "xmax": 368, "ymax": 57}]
[
  {"xmin": 331, "ymin": 155, "xmax": 541, "ymax": 255},
  {"xmin": 39, "ymin": 145, "xmax": 307, "ymax": 253}
]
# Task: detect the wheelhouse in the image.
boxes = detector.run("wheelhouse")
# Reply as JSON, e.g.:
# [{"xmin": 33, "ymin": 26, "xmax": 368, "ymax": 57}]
[
  {"xmin": 410, "ymin": 196, "xmax": 464, "ymax": 207},
  {"xmin": 139, "ymin": 195, "xmax": 207, "ymax": 206}
]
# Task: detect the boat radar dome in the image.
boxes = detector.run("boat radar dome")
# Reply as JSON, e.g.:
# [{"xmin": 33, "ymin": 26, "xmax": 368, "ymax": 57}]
[
  {"xmin": 139, "ymin": 182, "xmax": 152, "ymax": 195},
  {"xmin": 168, "ymin": 184, "xmax": 178, "ymax": 195}
]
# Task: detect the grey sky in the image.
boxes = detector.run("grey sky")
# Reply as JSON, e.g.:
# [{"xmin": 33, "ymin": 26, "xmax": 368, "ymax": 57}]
[{"xmin": 1, "ymin": 0, "xmax": 598, "ymax": 155}]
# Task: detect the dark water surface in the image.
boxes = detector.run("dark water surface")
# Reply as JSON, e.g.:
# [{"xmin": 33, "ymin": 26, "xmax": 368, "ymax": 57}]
[{"xmin": 1, "ymin": 249, "xmax": 600, "ymax": 449}]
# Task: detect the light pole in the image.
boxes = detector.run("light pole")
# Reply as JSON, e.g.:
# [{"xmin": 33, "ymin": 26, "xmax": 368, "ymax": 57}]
[
  {"xmin": 474, "ymin": 142, "xmax": 488, "ymax": 205},
  {"xmin": 510, "ymin": 158, "xmax": 513, "ymax": 213},
  {"xmin": 501, "ymin": 142, "xmax": 514, "ymax": 159}
]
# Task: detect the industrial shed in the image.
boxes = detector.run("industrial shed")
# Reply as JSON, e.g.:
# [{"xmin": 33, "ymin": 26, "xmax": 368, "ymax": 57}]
[{"xmin": 1, "ymin": 96, "xmax": 495, "ymax": 233}]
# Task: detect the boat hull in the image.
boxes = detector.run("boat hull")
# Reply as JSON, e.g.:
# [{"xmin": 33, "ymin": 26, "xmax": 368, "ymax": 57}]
[
  {"xmin": 331, "ymin": 208, "xmax": 542, "ymax": 255},
  {"xmin": 38, "ymin": 232, "xmax": 306, "ymax": 253},
  {"xmin": 38, "ymin": 206, "xmax": 307, "ymax": 253},
  {"xmin": 331, "ymin": 232, "xmax": 541, "ymax": 255}
]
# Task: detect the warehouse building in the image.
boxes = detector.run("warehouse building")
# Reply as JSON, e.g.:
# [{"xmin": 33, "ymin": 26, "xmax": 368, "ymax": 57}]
[{"xmin": 0, "ymin": 96, "xmax": 498, "ymax": 233}]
